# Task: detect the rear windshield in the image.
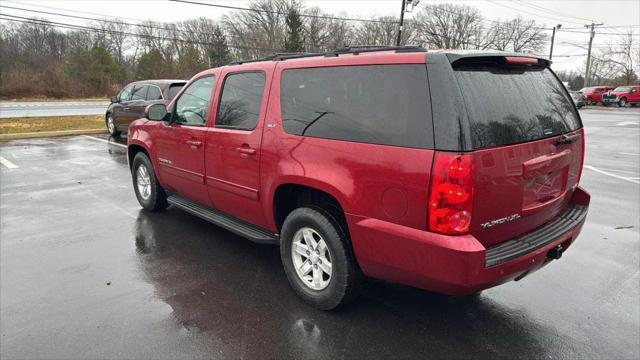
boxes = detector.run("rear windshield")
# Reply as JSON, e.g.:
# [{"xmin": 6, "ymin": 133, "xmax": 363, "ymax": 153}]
[
  {"xmin": 280, "ymin": 64, "xmax": 432, "ymax": 149},
  {"xmin": 167, "ymin": 83, "xmax": 186, "ymax": 100},
  {"xmin": 454, "ymin": 64, "xmax": 581, "ymax": 149}
]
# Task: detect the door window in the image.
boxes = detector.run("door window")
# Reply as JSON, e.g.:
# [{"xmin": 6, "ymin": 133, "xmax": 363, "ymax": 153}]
[
  {"xmin": 173, "ymin": 76, "xmax": 215, "ymax": 126},
  {"xmin": 216, "ymin": 72, "xmax": 266, "ymax": 131},
  {"xmin": 131, "ymin": 85, "xmax": 148, "ymax": 101},
  {"xmin": 118, "ymin": 84, "xmax": 134, "ymax": 101},
  {"xmin": 147, "ymin": 86, "xmax": 163, "ymax": 100}
]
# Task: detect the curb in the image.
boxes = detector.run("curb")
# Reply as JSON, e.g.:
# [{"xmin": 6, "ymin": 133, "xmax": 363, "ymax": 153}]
[{"xmin": 0, "ymin": 129, "xmax": 106, "ymax": 140}]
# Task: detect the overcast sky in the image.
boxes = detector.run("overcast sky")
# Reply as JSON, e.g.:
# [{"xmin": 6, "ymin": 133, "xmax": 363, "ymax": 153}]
[{"xmin": 1, "ymin": 0, "xmax": 639, "ymax": 73}]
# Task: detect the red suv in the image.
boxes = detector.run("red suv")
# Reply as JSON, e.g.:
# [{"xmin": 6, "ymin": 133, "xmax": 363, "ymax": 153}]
[
  {"xmin": 601, "ymin": 85, "xmax": 640, "ymax": 107},
  {"xmin": 579, "ymin": 85, "xmax": 615, "ymax": 105},
  {"xmin": 127, "ymin": 47, "xmax": 590, "ymax": 310}
]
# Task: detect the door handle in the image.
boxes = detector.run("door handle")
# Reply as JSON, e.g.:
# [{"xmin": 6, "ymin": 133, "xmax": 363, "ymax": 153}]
[
  {"xmin": 124, "ymin": 107, "xmax": 131, "ymax": 111},
  {"xmin": 236, "ymin": 145, "xmax": 256, "ymax": 155},
  {"xmin": 186, "ymin": 140, "xmax": 202, "ymax": 147}
]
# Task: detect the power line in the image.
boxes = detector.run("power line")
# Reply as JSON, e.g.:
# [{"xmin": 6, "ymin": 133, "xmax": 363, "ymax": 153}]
[
  {"xmin": 0, "ymin": 14, "xmax": 280, "ymax": 52},
  {"xmin": 515, "ymin": 0, "xmax": 596, "ymax": 23},
  {"xmin": 168, "ymin": 0, "xmax": 399, "ymax": 24},
  {"xmin": 485, "ymin": 0, "xmax": 583, "ymax": 26}
]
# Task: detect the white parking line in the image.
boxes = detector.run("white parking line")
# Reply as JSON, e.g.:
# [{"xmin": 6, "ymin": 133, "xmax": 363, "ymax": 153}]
[
  {"xmin": 82, "ymin": 135, "xmax": 127, "ymax": 149},
  {"xmin": 0, "ymin": 156, "xmax": 18, "ymax": 169},
  {"xmin": 584, "ymin": 165, "xmax": 640, "ymax": 184},
  {"xmin": 619, "ymin": 152, "xmax": 640, "ymax": 156}
]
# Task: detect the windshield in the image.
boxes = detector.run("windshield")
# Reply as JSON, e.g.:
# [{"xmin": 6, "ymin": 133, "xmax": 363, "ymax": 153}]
[
  {"xmin": 454, "ymin": 64, "xmax": 582, "ymax": 149},
  {"xmin": 167, "ymin": 83, "xmax": 186, "ymax": 100},
  {"xmin": 613, "ymin": 87, "xmax": 632, "ymax": 92},
  {"xmin": 579, "ymin": 87, "xmax": 595, "ymax": 93}
]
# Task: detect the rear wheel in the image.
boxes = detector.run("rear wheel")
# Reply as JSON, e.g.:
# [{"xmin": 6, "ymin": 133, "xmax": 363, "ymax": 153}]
[
  {"xmin": 107, "ymin": 114, "xmax": 120, "ymax": 136},
  {"xmin": 280, "ymin": 207, "xmax": 361, "ymax": 310},
  {"xmin": 132, "ymin": 152, "xmax": 168, "ymax": 212}
]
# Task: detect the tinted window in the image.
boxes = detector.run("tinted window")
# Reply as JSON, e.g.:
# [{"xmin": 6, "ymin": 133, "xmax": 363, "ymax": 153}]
[
  {"xmin": 146, "ymin": 86, "xmax": 162, "ymax": 100},
  {"xmin": 613, "ymin": 87, "xmax": 632, "ymax": 92},
  {"xmin": 174, "ymin": 76, "xmax": 215, "ymax": 126},
  {"xmin": 454, "ymin": 65, "xmax": 581, "ymax": 149},
  {"xmin": 131, "ymin": 85, "xmax": 147, "ymax": 101},
  {"xmin": 280, "ymin": 65, "xmax": 432, "ymax": 148},
  {"xmin": 119, "ymin": 84, "xmax": 133, "ymax": 101},
  {"xmin": 216, "ymin": 72, "xmax": 266, "ymax": 130},
  {"xmin": 168, "ymin": 84, "xmax": 185, "ymax": 100}
]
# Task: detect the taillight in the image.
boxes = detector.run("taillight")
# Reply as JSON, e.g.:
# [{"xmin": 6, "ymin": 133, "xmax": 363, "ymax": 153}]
[{"xmin": 428, "ymin": 153, "xmax": 475, "ymax": 235}]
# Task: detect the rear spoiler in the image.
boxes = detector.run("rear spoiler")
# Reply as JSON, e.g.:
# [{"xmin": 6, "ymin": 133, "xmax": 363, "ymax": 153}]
[{"xmin": 446, "ymin": 53, "xmax": 550, "ymax": 68}]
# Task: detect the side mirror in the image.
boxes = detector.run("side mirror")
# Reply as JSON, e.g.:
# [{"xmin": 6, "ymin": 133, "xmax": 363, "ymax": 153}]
[
  {"xmin": 145, "ymin": 103, "xmax": 168, "ymax": 121},
  {"xmin": 111, "ymin": 96, "xmax": 119, "ymax": 103}
]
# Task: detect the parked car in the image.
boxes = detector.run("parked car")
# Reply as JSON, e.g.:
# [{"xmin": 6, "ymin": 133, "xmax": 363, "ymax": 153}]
[
  {"xmin": 569, "ymin": 91, "xmax": 586, "ymax": 109},
  {"xmin": 106, "ymin": 79, "xmax": 187, "ymax": 136},
  {"xmin": 601, "ymin": 85, "xmax": 640, "ymax": 107},
  {"xmin": 578, "ymin": 85, "xmax": 615, "ymax": 105},
  {"xmin": 127, "ymin": 47, "xmax": 590, "ymax": 310}
]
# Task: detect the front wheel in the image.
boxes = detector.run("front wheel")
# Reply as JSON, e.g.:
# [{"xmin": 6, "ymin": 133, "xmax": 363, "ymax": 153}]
[
  {"xmin": 619, "ymin": 98, "xmax": 628, "ymax": 107},
  {"xmin": 280, "ymin": 207, "xmax": 362, "ymax": 310},
  {"xmin": 106, "ymin": 114, "xmax": 120, "ymax": 136},
  {"xmin": 131, "ymin": 152, "xmax": 168, "ymax": 212}
]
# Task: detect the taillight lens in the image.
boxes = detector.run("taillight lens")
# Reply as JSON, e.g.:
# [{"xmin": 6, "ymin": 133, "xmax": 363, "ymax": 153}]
[{"xmin": 428, "ymin": 153, "xmax": 475, "ymax": 235}]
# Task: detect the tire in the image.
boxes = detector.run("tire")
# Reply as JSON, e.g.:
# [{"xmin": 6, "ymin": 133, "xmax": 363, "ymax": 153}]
[
  {"xmin": 587, "ymin": 98, "xmax": 594, "ymax": 106},
  {"xmin": 106, "ymin": 113, "xmax": 120, "ymax": 136},
  {"xmin": 619, "ymin": 98, "xmax": 627, "ymax": 107},
  {"xmin": 280, "ymin": 207, "xmax": 362, "ymax": 310},
  {"xmin": 131, "ymin": 152, "xmax": 168, "ymax": 212}
]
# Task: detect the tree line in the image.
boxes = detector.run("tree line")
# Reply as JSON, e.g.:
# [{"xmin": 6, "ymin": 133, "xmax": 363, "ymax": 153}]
[{"xmin": 0, "ymin": 0, "xmax": 636, "ymax": 98}]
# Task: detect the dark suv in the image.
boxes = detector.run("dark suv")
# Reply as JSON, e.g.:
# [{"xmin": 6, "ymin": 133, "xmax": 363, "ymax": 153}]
[
  {"xmin": 106, "ymin": 79, "xmax": 186, "ymax": 136},
  {"xmin": 126, "ymin": 47, "xmax": 590, "ymax": 310}
]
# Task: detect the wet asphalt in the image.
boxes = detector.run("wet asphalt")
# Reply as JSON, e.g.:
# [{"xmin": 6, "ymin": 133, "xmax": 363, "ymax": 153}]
[{"xmin": 0, "ymin": 108, "xmax": 638, "ymax": 359}]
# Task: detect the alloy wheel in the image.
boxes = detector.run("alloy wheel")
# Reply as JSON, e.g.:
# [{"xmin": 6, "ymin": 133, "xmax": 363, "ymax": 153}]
[
  {"xmin": 291, "ymin": 227, "xmax": 333, "ymax": 291},
  {"xmin": 136, "ymin": 164, "xmax": 152, "ymax": 200}
]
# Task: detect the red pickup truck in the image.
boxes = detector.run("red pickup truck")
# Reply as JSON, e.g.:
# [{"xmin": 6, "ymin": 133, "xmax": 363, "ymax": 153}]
[
  {"xmin": 127, "ymin": 47, "xmax": 590, "ymax": 310},
  {"xmin": 579, "ymin": 85, "xmax": 615, "ymax": 105},
  {"xmin": 601, "ymin": 85, "xmax": 640, "ymax": 107}
]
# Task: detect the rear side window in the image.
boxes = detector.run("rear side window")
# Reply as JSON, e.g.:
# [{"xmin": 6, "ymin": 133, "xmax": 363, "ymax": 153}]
[
  {"xmin": 454, "ymin": 65, "xmax": 581, "ymax": 149},
  {"xmin": 146, "ymin": 86, "xmax": 162, "ymax": 100},
  {"xmin": 216, "ymin": 72, "xmax": 266, "ymax": 131},
  {"xmin": 280, "ymin": 65, "xmax": 432, "ymax": 149},
  {"xmin": 167, "ymin": 84, "xmax": 185, "ymax": 100}
]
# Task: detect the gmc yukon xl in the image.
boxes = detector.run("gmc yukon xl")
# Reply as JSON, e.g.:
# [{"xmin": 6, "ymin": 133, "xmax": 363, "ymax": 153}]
[{"xmin": 127, "ymin": 47, "xmax": 590, "ymax": 310}]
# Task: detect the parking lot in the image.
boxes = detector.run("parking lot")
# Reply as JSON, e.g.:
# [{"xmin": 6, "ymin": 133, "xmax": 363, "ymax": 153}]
[{"xmin": 0, "ymin": 108, "xmax": 638, "ymax": 359}]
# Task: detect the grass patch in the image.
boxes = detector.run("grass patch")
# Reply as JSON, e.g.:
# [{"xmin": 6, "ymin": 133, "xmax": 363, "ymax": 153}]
[{"xmin": 0, "ymin": 115, "xmax": 104, "ymax": 134}]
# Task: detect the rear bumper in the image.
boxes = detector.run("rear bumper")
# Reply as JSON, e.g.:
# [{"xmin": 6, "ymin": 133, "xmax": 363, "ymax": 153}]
[{"xmin": 348, "ymin": 186, "xmax": 590, "ymax": 295}]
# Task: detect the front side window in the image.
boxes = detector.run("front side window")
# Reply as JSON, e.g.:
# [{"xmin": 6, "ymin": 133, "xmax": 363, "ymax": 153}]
[
  {"xmin": 280, "ymin": 65, "xmax": 432, "ymax": 148},
  {"xmin": 131, "ymin": 85, "xmax": 148, "ymax": 101},
  {"xmin": 147, "ymin": 86, "xmax": 163, "ymax": 100},
  {"xmin": 119, "ymin": 84, "xmax": 133, "ymax": 101},
  {"xmin": 174, "ymin": 76, "xmax": 215, "ymax": 126},
  {"xmin": 216, "ymin": 72, "xmax": 266, "ymax": 130}
]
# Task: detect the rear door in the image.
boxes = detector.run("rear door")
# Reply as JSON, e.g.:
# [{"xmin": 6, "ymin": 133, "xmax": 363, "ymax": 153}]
[
  {"xmin": 450, "ymin": 57, "xmax": 584, "ymax": 247},
  {"xmin": 126, "ymin": 85, "xmax": 149, "ymax": 123},
  {"xmin": 204, "ymin": 66, "xmax": 271, "ymax": 228}
]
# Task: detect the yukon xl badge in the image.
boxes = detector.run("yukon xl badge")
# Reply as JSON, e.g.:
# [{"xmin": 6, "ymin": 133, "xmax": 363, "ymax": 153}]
[{"xmin": 481, "ymin": 214, "xmax": 521, "ymax": 229}]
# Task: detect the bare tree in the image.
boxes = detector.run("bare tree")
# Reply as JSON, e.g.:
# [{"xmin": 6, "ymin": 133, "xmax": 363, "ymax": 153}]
[
  {"xmin": 485, "ymin": 17, "xmax": 546, "ymax": 53},
  {"xmin": 411, "ymin": 4, "xmax": 484, "ymax": 49}
]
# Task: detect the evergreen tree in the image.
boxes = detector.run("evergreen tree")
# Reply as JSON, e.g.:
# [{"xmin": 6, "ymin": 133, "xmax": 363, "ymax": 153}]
[
  {"xmin": 135, "ymin": 49, "xmax": 170, "ymax": 80},
  {"xmin": 284, "ymin": 8, "xmax": 304, "ymax": 53},
  {"xmin": 176, "ymin": 44, "xmax": 206, "ymax": 78},
  {"xmin": 209, "ymin": 26, "xmax": 231, "ymax": 67}
]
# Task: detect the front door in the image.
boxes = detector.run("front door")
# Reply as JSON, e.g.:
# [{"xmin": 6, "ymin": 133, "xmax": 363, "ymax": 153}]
[
  {"xmin": 205, "ymin": 68, "xmax": 271, "ymax": 227},
  {"xmin": 155, "ymin": 76, "xmax": 216, "ymax": 206}
]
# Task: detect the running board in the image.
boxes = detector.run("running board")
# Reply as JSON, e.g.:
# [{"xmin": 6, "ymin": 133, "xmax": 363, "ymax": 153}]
[{"xmin": 167, "ymin": 194, "xmax": 279, "ymax": 245}]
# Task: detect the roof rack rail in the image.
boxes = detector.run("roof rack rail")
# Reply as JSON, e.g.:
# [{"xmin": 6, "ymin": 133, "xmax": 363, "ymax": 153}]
[{"xmin": 231, "ymin": 45, "xmax": 426, "ymax": 65}]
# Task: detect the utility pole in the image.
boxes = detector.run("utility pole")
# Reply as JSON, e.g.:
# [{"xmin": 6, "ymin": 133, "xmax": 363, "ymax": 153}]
[
  {"xmin": 396, "ymin": 0, "xmax": 419, "ymax": 46},
  {"xmin": 584, "ymin": 22, "xmax": 604, "ymax": 86},
  {"xmin": 396, "ymin": 0, "xmax": 407, "ymax": 46},
  {"xmin": 549, "ymin": 24, "xmax": 562, "ymax": 60}
]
